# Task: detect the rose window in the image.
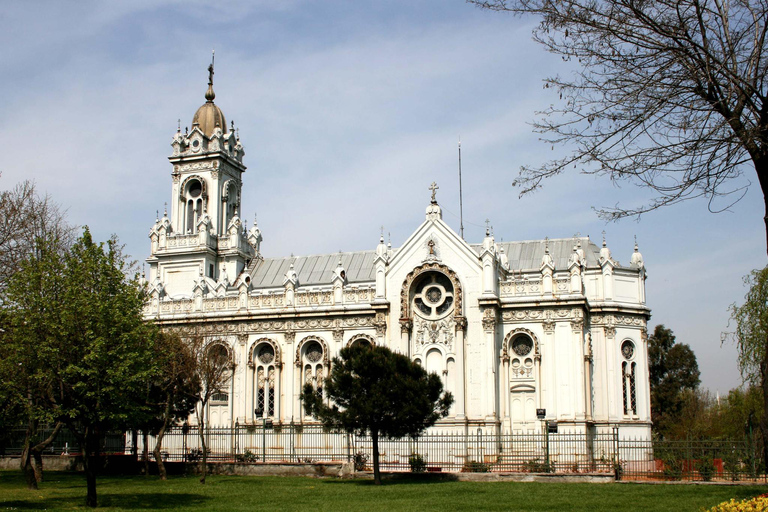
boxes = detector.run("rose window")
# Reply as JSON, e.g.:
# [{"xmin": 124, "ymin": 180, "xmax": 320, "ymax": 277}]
[
  {"xmin": 412, "ymin": 272, "xmax": 454, "ymax": 319},
  {"xmin": 621, "ymin": 340, "xmax": 635, "ymax": 360},
  {"xmin": 512, "ymin": 337, "xmax": 533, "ymax": 356},
  {"xmin": 305, "ymin": 342, "xmax": 323, "ymax": 363},
  {"xmin": 257, "ymin": 344, "xmax": 275, "ymax": 364}
]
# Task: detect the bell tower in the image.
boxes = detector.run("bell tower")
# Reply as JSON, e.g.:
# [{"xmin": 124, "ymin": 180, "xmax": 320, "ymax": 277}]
[{"xmin": 147, "ymin": 58, "xmax": 261, "ymax": 300}]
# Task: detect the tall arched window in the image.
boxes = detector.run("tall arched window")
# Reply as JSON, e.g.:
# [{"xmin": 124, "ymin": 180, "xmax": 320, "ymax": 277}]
[
  {"xmin": 302, "ymin": 341, "xmax": 325, "ymax": 398},
  {"xmin": 205, "ymin": 342, "xmax": 232, "ymax": 427},
  {"xmin": 183, "ymin": 178, "xmax": 205, "ymax": 234},
  {"xmin": 621, "ymin": 340, "xmax": 637, "ymax": 416},
  {"xmin": 254, "ymin": 343, "xmax": 277, "ymax": 418}
]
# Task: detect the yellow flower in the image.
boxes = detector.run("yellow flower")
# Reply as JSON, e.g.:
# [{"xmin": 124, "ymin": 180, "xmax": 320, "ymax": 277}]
[{"xmin": 703, "ymin": 496, "xmax": 768, "ymax": 512}]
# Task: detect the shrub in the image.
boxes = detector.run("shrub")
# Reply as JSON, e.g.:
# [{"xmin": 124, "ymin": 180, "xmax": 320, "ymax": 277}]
[
  {"xmin": 522, "ymin": 459, "xmax": 553, "ymax": 473},
  {"xmin": 409, "ymin": 453, "xmax": 426, "ymax": 473},
  {"xmin": 236, "ymin": 449, "xmax": 257, "ymax": 463},
  {"xmin": 696, "ymin": 457, "xmax": 715, "ymax": 482},
  {"xmin": 662, "ymin": 458, "xmax": 683, "ymax": 480},
  {"xmin": 462, "ymin": 460, "xmax": 491, "ymax": 473},
  {"xmin": 353, "ymin": 451, "xmax": 369, "ymax": 472}
]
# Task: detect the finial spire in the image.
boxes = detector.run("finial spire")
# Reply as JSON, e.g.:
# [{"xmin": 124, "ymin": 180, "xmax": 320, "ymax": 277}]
[
  {"xmin": 429, "ymin": 181, "xmax": 439, "ymax": 204},
  {"xmin": 177, "ymin": 119, "xmax": 181, "ymax": 133},
  {"xmin": 163, "ymin": 202, "xmax": 167, "ymax": 217},
  {"xmin": 156, "ymin": 210, "xmax": 159, "ymax": 222},
  {"xmin": 602, "ymin": 230, "xmax": 607, "ymax": 247},
  {"xmin": 205, "ymin": 50, "xmax": 216, "ymax": 102},
  {"xmin": 485, "ymin": 219, "xmax": 490, "ymax": 236}
]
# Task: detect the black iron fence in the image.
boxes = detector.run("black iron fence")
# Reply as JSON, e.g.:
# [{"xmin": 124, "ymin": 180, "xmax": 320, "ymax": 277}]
[{"xmin": 2, "ymin": 425, "xmax": 764, "ymax": 482}]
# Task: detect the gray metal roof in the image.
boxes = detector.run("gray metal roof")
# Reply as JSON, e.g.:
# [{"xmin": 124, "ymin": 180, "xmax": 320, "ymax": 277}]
[
  {"xmin": 480, "ymin": 237, "xmax": 603, "ymax": 271},
  {"xmin": 248, "ymin": 237, "xmax": 606, "ymax": 289},
  {"xmin": 249, "ymin": 250, "xmax": 377, "ymax": 289}
]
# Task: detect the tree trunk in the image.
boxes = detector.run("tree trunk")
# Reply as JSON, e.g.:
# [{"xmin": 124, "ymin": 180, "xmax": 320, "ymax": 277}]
[
  {"xmin": 761, "ymin": 338, "xmax": 768, "ymax": 473},
  {"xmin": 757, "ymin": 156, "xmax": 768, "ymax": 259},
  {"xmin": 20, "ymin": 434, "xmax": 37, "ymax": 490},
  {"xmin": 142, "ymin": 432, "xmax": 150, "ymax": 476},
  {"xmin": 20, "ymin": 390, "xmax": 38, "ymax": 490},
  {"xmin": 153, "ymin": 400, "xmax": 172, "ymax": 481},
  {"xmin": 371, "ymin": 429, "xmax": 381, "ymax": 485},
  {"xmin": 32, "ymin": 451, "xmax": 43, "ymax": 483},
  {"xmin": 30, "ymin": 422, "xmax": 62, "ymax": 485},
  {"xmin": 82, "ymin": 427, "xmax": 99, "ymax": 508},
  {"xmin": 197, "ymin": 406, "xmax": 207, "ymax": 484}
]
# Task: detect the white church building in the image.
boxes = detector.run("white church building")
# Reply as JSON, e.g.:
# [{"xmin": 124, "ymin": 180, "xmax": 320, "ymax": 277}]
[{"xmin": 145, "ymin": 70, "xmax": 652, "ymax": 440}]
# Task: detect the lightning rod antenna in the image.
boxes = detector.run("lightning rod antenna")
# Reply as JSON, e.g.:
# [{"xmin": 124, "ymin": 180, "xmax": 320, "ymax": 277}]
[{"xmin": 458, "ymin": 137, "xmax": 465, "ymax": 240}]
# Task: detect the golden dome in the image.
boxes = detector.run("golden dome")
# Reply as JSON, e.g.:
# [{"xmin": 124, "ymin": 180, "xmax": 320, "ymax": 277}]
[{"xmin": 192, "ymin": 64, "xmax": 227, "ymax": 138}]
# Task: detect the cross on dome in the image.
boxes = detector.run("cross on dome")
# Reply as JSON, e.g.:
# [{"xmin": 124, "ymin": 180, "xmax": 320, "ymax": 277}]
[{"xmin": 429, "ymin": 182, "xmax": 439, "ymax": 204}]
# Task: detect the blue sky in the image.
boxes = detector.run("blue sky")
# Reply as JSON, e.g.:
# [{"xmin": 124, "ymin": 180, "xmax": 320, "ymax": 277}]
[{"xmin": 1, "ymin": 1, "xmax": 764, "ymax": 394}]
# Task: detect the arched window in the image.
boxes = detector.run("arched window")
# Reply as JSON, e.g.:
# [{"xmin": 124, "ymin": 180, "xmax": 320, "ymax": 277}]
[
  {"xmin": 183, "ymin": 178, "xmax": 205, "ymax": 234},
  {"xmin": 621, "ymin": 340, "xmax": 637, "ymax": 416},
  {"xmin": 205, "ymin": 342, "xmax": 232, "ymax": 427},
  {"xmin": 221, "ymin": 180, "xmax": 239, "ymax": 234},
  {"xmin": 253, "ymin": 343, "xmax": 277, "ymax": 418},
  {"xmin": 509, "ymin": 334, "xmax": 535, "ymax": 379},
  {"xmin": 411, "ymin": 272, "xmax": 454, "ymax": 320},
  {"xmin": 302, "ymin": 341, "xmax": 325, "ymax": 398},
  {"xmin": 347, "ymin": 334, "xmax": 375, "ymax": 349}
]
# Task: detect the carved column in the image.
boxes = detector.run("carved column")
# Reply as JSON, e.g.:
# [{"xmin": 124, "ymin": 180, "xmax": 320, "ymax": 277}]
[
  {"xmin": 603, "ymin": 323, "xmax": 618, "ymax": 421},
  {"xmin": 541, "ymin": 316, "xmax": 556, "ymax": 424},
  {"xmin": 500, "ymin": 348, "xmax": 510, "ymax": 432},
  {"xmin": 400, "ymin": 319, "xmax": 412, "ymax": 357},
  {"xmin": 570, "ymin": 315, "xmax": 586, "ymax": 421},
  {"xmin": 583, "ymin": 332, "xmax": 594, "ymax": 421},
  {"xmin": 454, "ymin": 316, "xmax": 467, "ymax": 418},
  {"xmin": 482, "ymin": 308, "xmax": 498, "ymax": 422}
]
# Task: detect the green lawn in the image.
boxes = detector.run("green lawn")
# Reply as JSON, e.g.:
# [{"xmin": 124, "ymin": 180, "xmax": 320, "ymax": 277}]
[{"xmin": 0, "ymin": 470, "xmax": 765, "ymax": 511}]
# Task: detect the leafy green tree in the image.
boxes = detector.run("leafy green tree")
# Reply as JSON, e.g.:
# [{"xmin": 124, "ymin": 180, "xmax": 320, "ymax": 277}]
[
  {"xmin": 0, "ymin": 180, "xmax": 73, "ymax": 489},
  {"xmin": 186, "ymin": 335, "xmax": 233, "ymax": 485},
  {"xmin": 301, "ymin": 345, "xmax": 453, "ymax": 485},
  {"xmin": 470, "ymin": 0, "xmax": 768, "ymax": 254},
  {"xmin": 145, "ymin": 331, "xmax": 200, "ymax": 481},
  {"xmin": 6, "ymin": 228, "xmax": 161, "ymax": 507},
  {"xmin": 2, "ymin": 235, "xmax": 68, "ymax": 489},
  {"xmin": 728, "ymin": 266, "xmax": 768, "ymax": 467},
  {"xmin": 648, "ymin": 325, "xmax": 700, "ymax": 438}
]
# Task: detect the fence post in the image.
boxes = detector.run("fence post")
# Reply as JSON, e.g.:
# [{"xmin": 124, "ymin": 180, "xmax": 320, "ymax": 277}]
[
  {"xmin": 346, "ymin": 432, "xmax": 351, "ymax": 462},
  {"xmin": 612, "ymin": 426, "xmax": 619, "ymax": 480}
]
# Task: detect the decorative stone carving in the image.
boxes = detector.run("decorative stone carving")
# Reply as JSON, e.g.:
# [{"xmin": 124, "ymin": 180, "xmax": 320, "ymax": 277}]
[
  {"xmin": 413, "ymin": 317, "xmax": 455, "ymax": 347},
  {"xmin": 400, "ymin": 262, "xmax": 463, "ymax": 319},
  {"xmin": 373, "ymin": 312, "xmax": 387, "ymax": 336},
  {"xmin": 400, "ymin": 318, "xmax": 413, "ymax": 333},
  {"xmin": 295, "ymin": 336, "xmax": 329, "ymax": 366},
  {"xmin": 347, "ymin": 333, "xmax": 376, "ymax": 348},
  {"xmin": 482, "ymin": 308, "xmax": 497, "ymax": 333}
]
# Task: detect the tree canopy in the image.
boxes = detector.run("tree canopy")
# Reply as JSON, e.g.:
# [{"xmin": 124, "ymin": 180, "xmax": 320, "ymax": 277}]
[
  {"xmin": 4, "ymin": 228, "xmax": 161, "ymax": 507},
  {"xmin": 728, "ymin": 265, "xmax": 768, "ymax": 466},
  {"xmin": 301, "ymin": 344, "xmax": 453, "ymax": 485},
  {"xmin": 471, "ymin": 0, "xmax": 768, "ymax": 253},
  {"xmin": 648, "ymin": 325, "xmax": 701, "ymax": 438}
]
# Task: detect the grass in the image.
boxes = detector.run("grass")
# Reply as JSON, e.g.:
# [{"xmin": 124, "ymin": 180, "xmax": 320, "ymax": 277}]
[{"xmin": 0, "ymin": 470, "xmax": 766, "ymax": 511}]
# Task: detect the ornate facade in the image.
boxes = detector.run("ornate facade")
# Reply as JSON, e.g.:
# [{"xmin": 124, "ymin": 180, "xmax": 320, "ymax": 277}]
[{"xmin": 145, "ymin": 71, "xmax": 652, "ymax": 439}]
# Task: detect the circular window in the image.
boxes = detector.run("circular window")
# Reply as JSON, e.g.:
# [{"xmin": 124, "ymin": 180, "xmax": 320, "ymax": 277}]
[
  {"xmin": 621, "ymin": 340, "xmax": 635, "ymax": 360},
  {"xmin": 257, "ymin": 344, "xmax": 275, "ymax": 364},
  {"xmin": 512, "ymin": 336, "xmax": 533, "ymax": 356},
  {"xmin": 305, "ymin": 342, "xmax": 323, "ymax": 363},
  {"xmin": 188, "ymin": 180, "xmax": 202, "ymax": 198},
  {"xmin": 412, "ymin": 272, "xmax": 454, "ymax": 319}
]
